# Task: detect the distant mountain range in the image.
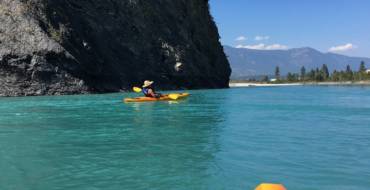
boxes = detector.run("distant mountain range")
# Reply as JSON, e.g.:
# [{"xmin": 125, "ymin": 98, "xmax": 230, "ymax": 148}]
[{"xmin": 224, "ymin": 45, "xmax": 370, "ymax": 79}]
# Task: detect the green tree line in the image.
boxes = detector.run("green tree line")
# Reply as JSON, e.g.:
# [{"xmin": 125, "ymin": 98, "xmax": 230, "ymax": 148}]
[{"xmin": 267, "ymin": 61, "xmax": 370, "ymax": 83}]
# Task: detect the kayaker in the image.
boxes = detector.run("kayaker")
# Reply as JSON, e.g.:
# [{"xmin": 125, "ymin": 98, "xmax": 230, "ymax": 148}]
[{"xmin": 142, "ymin": 80, "xmax": 162, "ymax": 98}]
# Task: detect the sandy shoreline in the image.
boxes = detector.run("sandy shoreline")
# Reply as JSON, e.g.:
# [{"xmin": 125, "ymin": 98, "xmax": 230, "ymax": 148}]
[
  {"xmin": 229, "ymin": 81, "xmax": 370, "ymax": 87},
  {"xmin": 229, "ymin": 83, "xmax": 302, "ymax": 87}
]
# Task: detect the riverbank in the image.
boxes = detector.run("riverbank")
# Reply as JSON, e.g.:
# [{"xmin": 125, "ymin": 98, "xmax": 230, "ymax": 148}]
[{"xmin": 229, "ymin": 81, "xmax": 370, "ymax": 87}]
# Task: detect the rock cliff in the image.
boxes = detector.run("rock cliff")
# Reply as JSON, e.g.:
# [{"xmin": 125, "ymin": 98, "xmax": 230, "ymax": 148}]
[{"xmin": 0, "ymin": 0, "xmax": 230, "ymax": 96}]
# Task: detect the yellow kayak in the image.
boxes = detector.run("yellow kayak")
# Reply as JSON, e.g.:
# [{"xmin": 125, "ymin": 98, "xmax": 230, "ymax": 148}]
[
  {"xmin": 255, "ymin": 183, "xmax": 286, "ymax": 190},
  {"xmin": 124, "ymin": 93, "xmax": 190, "ymax": 103}
]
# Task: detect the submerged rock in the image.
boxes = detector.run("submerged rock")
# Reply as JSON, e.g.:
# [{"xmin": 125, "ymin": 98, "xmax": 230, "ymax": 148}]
[{"xmin": 0, "ymin": 0, "xmax": 230, "ymax": 96}]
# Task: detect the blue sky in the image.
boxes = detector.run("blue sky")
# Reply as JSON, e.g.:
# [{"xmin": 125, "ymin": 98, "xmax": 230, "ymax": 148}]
[{"xmin": 209, "ymin": 0, "xmax": 370, "ymax": 57}]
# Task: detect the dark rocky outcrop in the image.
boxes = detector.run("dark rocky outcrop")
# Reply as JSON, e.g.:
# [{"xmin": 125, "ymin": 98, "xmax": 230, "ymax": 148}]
[{"xmin": 0, "ymin": 0, "xmax": 230, "ymax": 96}]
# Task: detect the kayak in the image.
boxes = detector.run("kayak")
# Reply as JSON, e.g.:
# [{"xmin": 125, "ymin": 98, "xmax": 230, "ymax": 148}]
[
  {"xmin": 124, "ymin": 93, "xmax": 190, "ymax": 103},
  {"xmin": 255, "ymin": 183, "xmax": 286, "ymax": 190}
]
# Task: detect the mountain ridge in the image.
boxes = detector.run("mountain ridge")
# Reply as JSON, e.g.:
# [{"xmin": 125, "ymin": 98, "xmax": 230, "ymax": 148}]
[{"xmin": 224, "ymin": 45, "xmax": 370, "ymax": 79}]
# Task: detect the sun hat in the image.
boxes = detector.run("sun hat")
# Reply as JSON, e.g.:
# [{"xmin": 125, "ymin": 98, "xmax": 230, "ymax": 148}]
[{"xmin": 142, "ymin": 80, "xmax": 154, "ymax": 88}]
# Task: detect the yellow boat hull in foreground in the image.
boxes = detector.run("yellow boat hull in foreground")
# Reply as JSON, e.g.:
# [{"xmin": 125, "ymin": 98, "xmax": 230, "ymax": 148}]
[
  {"xmin": 255, "ymin": 183, "xmax": 286, "ymax": 190},
  {"xmin": 124, "ymin": 93, "xmax": 190, "ymax": 103}
]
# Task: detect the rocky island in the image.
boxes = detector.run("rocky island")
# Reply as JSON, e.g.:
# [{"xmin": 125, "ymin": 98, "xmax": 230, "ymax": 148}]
[{"xmin": 0, "ymin": 0, "xmax": 231, "ymax": 96}]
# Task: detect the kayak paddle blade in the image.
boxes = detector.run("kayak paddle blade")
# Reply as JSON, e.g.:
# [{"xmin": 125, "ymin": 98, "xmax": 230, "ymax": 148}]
[
  {"xmin": 133, "ymin": 87, "xmax": 142, "ymax": 93},
  {"xmin": 168, "ymin": 94, "xmax": 179, "ymax": 100}
]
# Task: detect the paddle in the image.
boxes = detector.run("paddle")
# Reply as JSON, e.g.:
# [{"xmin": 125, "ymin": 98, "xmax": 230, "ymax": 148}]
[
  {"xmin": 132, "ymin": 87, "xmax": 179, "ymax": 100},
  {"xmin": 133, "ymin": 87, "xmax": 142, "ymax": 93}
]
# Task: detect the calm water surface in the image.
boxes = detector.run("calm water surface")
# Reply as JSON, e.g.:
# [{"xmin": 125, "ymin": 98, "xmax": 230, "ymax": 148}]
[{"xmin": 0, "ymin": 86, "xmax": 370, "ymax": 190}]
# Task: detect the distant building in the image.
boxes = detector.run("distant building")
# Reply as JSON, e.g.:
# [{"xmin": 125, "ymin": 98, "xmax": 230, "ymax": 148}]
[
  {"xmin": 366, "ymin": 69, "xmax": 370, "ymax": 74},
  {"xmin": 270, "ymin": 78, "xmax": 277, "ymax": 82}
]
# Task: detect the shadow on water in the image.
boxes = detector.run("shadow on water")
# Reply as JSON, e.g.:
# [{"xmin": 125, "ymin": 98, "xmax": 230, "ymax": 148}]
[{"xmin": 0, "ymin": 90, "xmax": 229, "ymax": 190}]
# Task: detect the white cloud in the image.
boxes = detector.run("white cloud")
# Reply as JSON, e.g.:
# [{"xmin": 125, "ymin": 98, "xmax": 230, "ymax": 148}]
[
  {"xmin": 328, "ymin": 43, "xmax": 356, "ymax": 52},
  {"xmin": 265, "ymin": 44, "xmax": 288, "ymax": 50},
  {"xmin": 236, "ymin": 43, "xmax": 288, "ymax": 50},
  {"xmin": 241, "ymin": 44, "xmax": 266, "ymax": 50},
  {"xmin": 255, "ymin": 35, "xmax": 270, "ymax": 41},
  {"xmin": 235, "ymin": 36, "xmax": 247, "ymax": 41},
  {"xmin": 235, "ymin": 44, "xmax": 245, "ymax": 48}
]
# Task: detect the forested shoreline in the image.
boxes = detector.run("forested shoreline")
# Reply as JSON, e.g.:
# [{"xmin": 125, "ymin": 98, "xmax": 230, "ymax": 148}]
[{"xmin": 233, "ymin": 61, "xmax": 370, "ymax": 84}]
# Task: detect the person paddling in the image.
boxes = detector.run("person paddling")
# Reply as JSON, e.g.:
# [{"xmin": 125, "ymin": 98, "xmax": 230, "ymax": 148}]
[{"xmin": 142, "ymin": 80, "xmax": 162, "ymax": 98}]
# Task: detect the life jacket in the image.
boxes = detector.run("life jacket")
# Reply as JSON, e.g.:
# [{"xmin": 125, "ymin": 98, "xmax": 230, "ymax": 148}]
[{"xmin": 142, "ymin": 87, "xmax": 151, "ymax": 97}]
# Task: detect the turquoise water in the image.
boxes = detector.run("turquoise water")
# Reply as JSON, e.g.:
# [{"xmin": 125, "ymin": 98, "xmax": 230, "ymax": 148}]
[{"xmin": 1, "ymin": 86, "xmax": 370, "ymax": 190}]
